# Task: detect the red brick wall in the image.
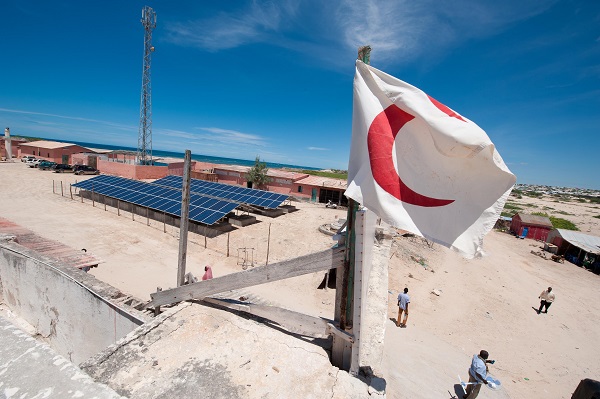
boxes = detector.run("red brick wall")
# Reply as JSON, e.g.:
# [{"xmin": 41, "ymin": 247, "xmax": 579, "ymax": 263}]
[{"xmin": 97, "ymin": 160, "xmax": 168, "ymax": 180}]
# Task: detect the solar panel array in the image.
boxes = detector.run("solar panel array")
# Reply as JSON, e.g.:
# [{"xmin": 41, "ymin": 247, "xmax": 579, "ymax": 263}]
[
  {"xmin": 73, "ymin": 175, "xmax": 239, "ymax": 225},
  {"xmin": 154, "ymin": 175, "xmax": 288, "ymax": 209}
]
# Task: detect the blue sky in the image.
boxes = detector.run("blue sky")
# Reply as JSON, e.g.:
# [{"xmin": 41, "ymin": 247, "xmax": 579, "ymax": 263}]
[{"xmin": 1, "ymin": 0, "xmax": 599, "ymax": 189}]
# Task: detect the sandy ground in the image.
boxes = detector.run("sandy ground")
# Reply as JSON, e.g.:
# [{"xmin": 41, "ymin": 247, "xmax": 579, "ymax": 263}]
[{"xmin": 1, "ymin": 161, "xmax": 599, "ymax": 399}]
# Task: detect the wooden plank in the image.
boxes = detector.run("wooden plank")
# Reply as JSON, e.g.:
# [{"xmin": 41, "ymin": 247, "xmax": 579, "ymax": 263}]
[
  {"xmin": 203, "ymin": 297, "xmax": 330, "ymax": 338},
  {"xmin": 149, "ymin": 247, "xmax": 345, "ymax": 307}
]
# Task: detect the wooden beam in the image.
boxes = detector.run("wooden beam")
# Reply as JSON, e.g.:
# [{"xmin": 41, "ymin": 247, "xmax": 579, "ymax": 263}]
[
  {"xmin": 149, "ymin": 247, "xmax": 345, "ymax": 308},
  {"xmin": 203, "ymin": 297, "xmax": 331, "ymax": 338}
]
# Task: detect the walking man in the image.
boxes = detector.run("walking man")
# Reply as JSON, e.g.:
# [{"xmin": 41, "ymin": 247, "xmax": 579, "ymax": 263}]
[
  {"xmin": 538, "ymin": 286, "xmax": 555, "ymax": 314},
  {"xmin": 464, "ymin": 350, "xmax": 493, "ymax": 399},
  {"xmin": 397, "ymin": 288, "xmax": 410, "ymax": 328}
]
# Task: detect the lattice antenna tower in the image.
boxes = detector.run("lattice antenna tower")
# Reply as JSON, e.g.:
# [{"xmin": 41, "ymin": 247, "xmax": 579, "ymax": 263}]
[{"xmin": 137, "ymin": 6, "xmax": 156, "ymax": 165}]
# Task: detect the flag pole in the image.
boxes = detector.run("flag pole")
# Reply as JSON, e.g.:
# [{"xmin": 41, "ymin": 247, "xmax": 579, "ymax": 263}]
[{"xmin": 332, "ymin": 45, "xmax": 371, "ymax": 373}]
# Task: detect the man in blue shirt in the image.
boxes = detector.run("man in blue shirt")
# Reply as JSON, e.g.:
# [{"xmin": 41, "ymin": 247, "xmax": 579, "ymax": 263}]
[
  {"xmin": 396, "ymin": 288, "xmax": 410, "ymax": 328},
  {"xmin": 464, "ymin": 350, "xmax": 492, "ymax": 399}
]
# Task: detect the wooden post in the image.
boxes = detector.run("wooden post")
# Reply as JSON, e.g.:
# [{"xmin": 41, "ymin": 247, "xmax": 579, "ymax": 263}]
[
  {"xmin": 132, "ymin": 207, "xmax": 134, "ymax": 221},
  {"xmin": 104, "ymin": 199, "xmax": 107, "ymax": 211},
  {"xmin": 154, "ymin": 287, "xmax": 162, "ymax": 316},
  {"xmin": 177, "ymin": 150, "xmax": 192, "ymax": 287},
  {"xmin": 147, "ymin": 207, "xmax": 149, "ymax": 226},
  {"xmin": 70, "ymin": 185, "xmax": 73, "ymax": 200},
  {"xmin": 60, "ymin": 181, "xmax": 64, "ymax": 197},
  {"xmin": 163, "ymin": 211, "xmax": 166, "ymax": 233},
  {"xmin": 204, "ymin": 226, "xmax": 207, "ymax": 249},
  {"xmin": 266, "ymin": 223, "xmax": 272, "ymax": 266},
  {"xmin": 52, "ymin": 180, "xmax": 55, "ymax": 194},
  {"xmin": 117, "ymin": 200, "xmax": 120, "ymax": 216},
  {"xmin": 227, "ymin": 232, "xmax": 230, "ymax": 257},
  {"xmin": 91, "ymin": 183, "xmax": 95, "ymax": 207}
]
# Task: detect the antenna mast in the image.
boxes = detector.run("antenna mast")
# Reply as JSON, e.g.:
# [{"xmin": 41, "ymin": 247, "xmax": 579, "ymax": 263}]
[{"xmin": 137, "ymin": 6, "xmax": 156, "ymax": 165}]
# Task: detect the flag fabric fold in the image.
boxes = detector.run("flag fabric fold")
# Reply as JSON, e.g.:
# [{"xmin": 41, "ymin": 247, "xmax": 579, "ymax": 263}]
[{"xmin": 345, "ymin": 60, "xmax": 516, "ymax": 258}]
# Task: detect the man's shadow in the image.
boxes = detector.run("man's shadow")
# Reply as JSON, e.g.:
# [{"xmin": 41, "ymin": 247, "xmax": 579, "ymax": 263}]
[
  {"xmin": 389, "ymin": 317, "xmax": 399, "ymax": 326},
  {"xmin": 531, "ymin": 306, "xmax": 541, "ymax": 314},
  {"xmin": 450, "ymin": 384, "xmax": 465, "ymax": 398}
]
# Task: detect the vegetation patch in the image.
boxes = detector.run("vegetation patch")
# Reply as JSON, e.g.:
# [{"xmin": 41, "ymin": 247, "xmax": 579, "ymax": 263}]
[
  {"xmin": 549, "ymin": 216, "xmax": 578, "ymax": 231},
  {"xmin": 530, "ymin": 212, "xmax": 578, "ymax": 230},
  {"xmin": 555, "ymin": 210, "xmax": 573, "ymax": 215},
  {"xmin": 299, "ymin": 170, "xmax": 348, "ymax": 179},
  {"xmin": 594, "ymin": 215, "xmax": 600, "ymax": 219},
  {"xmin": 523, "ymin": 191, "xmax": 543, "ymax": 198}
]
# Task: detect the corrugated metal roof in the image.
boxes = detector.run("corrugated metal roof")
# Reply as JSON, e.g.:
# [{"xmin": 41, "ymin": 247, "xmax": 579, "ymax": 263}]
[
  {"xmin": 213, "ymin": 165, "xmax": 308, "ymax": 180},
  {"xmin": 0, "ymin": 217, "xmax": 103, "ymax": 269},
  {"xmin": 295, "ymin": 175, "xmax": 347, "ymax": 190},
  {"xmin": 85, "ymin": 148, "xmax": 113, "ymax": 154},
  {"xmin": 555, "ymin": 229, "xmax": 600, "ymax": 255},
  {"xmin": 267, "ymin": 169, "xmax": 308, "ymax": 180},
  {"xmin": 19, "ymin": 140, "xmax": 84, "ymax": 150},
  {"xmin": 517, "ymin": 213, "xmax": 553, "ymax": 227}
]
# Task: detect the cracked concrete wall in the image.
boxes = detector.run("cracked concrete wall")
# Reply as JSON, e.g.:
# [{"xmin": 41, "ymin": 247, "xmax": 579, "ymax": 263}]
[
  {"xmin": 359, "ymin": 228, "xmax": 392, "ymax": 376},
  {"xmin": 0, "ymin": 240, "xmax": 144, "ymax": 364},
  {"xmin": 82, "ymin": 302, "xmax": 377, "ymax": 399},
  {"xmin": 356, "ymin": 212, "xmax": 392, "ymax": 377}
]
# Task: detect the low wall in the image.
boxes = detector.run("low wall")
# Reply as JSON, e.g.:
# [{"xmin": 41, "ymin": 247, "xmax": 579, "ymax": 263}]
[
  {"xmin": 98, "ymin": 159, "xmax": 168, "ymax": 180},
  {"xmin": 0, "ymin": 237, "xmax": 147, "ymax": 364}
]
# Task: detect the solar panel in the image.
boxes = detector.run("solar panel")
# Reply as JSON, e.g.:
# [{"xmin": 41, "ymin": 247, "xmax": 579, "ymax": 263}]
[
  {"xmin": 72, "ymin": 175, "xmax": 237, "ymax": 225},
  {"xmin": 154, "ymin": 175, "xmax": 288, "ymax": 209}
]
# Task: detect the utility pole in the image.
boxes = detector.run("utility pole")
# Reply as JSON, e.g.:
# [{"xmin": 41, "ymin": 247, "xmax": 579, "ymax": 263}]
[
  {"xmin": 177, "ymin": 150, "xmax": 192, "ymax": 287},
  {"xmin": 137, "ymin": 6, "xmax": 156, "ymax": 165}
]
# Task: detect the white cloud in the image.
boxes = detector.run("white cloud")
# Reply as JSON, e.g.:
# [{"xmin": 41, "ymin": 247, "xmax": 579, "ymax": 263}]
[
  {"xmin": 307, "ymin": 146, "xmax": 328, "ymax": 151},
  {"xmin": 164, "ymin": 1, "xmax": 557, "ymax": 65},
  {"xmin": 165, "ymin": 1, "xmax": 299, "ymax": 51},
  {"xmin": 193, "ymin": 126, "xmax": 267, "ymax": 147},
  {"xmin": 0, "ymin": 107, "xmax": 136, "ymax": 132},
  {"xmin": 335, "ymin": 0, "xmax": 558, "ymax": 63}
]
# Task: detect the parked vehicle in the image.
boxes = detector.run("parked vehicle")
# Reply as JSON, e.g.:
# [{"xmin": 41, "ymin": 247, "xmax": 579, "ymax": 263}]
[
  {"xmin": 73, "ymin": 165, "xmax": 100, "ymax": 175},
  {"xmin": 38, "ymin": 161, "xmax": 57, "ymax": 170},
  {"xmin": 26, "ymin": 159, "xmax": 42, "ymax": 168},
  {"xmin": 21, "ymin": 156, "xmax": 36, "ymax": 163},
  {"xmin": 53, "ymin": 164, "xmax": 74, "ymax": 173}
]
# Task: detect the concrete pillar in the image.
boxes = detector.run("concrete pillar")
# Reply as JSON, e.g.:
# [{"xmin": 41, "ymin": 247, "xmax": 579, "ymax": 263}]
[{"xmin": 4, "ymin": 127, "xmax": 12, "ymax": 161}]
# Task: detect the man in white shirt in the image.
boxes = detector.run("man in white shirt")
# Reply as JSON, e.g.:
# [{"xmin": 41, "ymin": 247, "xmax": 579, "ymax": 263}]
[
  {"xmin": 397, "ymin": 288, "xmax": 410, "ymax": 328},
  {"xmin": 538, "ymin": 287, "xmax": 555, "ymax": 314},
  {"xmin": 464, "ymin": 350, "xmax": 492, "ymax": 399}
]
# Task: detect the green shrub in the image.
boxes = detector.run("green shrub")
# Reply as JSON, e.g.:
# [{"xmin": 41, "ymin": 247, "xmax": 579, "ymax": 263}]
[
  {"xmin": 532, "ymin": 212, "xmax": 549, "ymax": 217},
  {"xmin": 504, "ymin": 203, "xmax": 523, "ymax": 210}
]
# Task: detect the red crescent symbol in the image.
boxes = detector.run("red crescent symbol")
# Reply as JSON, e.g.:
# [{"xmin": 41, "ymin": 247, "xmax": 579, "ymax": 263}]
[
  {"xmin": 367, "ymin": 105, "xmax": 455, "ymax": 207},
  {"xmin": 427, "ymin": 95, "xmax": 466, "ymax": 122}
]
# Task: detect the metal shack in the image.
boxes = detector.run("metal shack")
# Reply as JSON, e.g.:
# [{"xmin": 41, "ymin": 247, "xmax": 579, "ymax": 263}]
[
  {"xmin": 510, "ymin": 213, "xmax": 553, "ymax": 241},
  {"xmin": 546, "ymin": 229, "xmax": 600, "ymax": 271}
]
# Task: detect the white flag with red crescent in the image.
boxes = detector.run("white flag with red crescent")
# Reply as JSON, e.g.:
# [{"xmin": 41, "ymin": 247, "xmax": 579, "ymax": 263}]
[{"xmin": 345, "ymin": 60, "xmax": 516, "ymax": 258}]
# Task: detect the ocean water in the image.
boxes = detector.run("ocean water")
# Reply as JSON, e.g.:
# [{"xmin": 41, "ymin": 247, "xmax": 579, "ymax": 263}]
[{"xmin": 66, "ymin": 140, "xmax": 321, "ymax": 171}]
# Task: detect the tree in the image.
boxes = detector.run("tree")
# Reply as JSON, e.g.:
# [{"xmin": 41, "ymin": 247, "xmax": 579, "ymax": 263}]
[{"xmin": 246, "ymin": 156, "xmax": 270, "ymax": 189}]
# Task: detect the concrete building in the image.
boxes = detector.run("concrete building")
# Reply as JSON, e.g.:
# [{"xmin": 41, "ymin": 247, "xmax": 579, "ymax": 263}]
[
  {"xmin": 510, "ymin": 213, "xmax": 553, "ymax": 240},
  {"xmin": 1, "ymin": 135, "xmax": 27, "ymax": 159},
  {"xmin": 213, "ymin": 164, "xmax": 347, "ymax": 205},
  {"xmin": 19, "ymin": 140, "xmax": 92, "ymax": 164}
]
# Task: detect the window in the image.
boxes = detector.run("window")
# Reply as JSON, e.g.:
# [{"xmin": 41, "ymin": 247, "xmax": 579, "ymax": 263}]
[
  {"xmin": 298, "ymin": 186, "xmax": 303, "ymax": 193},
  {"xmin": 47, "ymin": 153, "xmax": 50, "ymax": 157}
]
